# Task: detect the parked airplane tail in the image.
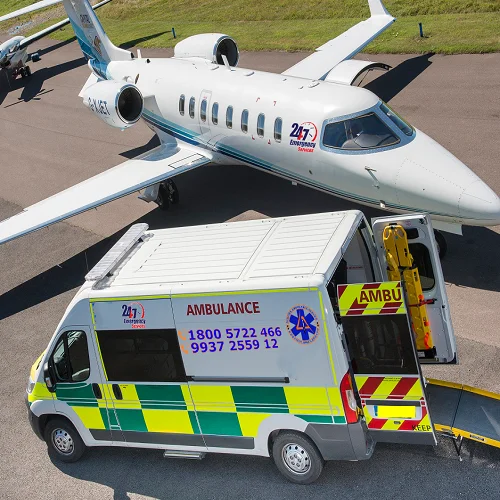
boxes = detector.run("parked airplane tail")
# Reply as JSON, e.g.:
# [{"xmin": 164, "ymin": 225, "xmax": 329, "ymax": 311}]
[{"xmin": 62, "ymin": 0, "xmax": 131, "ymax": 63}]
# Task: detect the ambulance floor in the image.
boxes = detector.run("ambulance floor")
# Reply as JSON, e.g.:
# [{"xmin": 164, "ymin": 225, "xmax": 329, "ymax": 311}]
[{"xmin": 427, "ymin": 380, "xmax": 500, "ymax": 449}]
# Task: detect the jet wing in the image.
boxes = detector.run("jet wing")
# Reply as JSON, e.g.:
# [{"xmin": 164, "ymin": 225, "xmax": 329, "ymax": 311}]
[
  {"xmin": 0, "ymin": 145, "xmax": 211, "ymax": 245},
  {"xmin": 19, "ymin": 0, "xmax": 113, "ymax": 50},
  {"xmin": 281, "ymin": 0, "xmax": 395, "ymax": 81}
]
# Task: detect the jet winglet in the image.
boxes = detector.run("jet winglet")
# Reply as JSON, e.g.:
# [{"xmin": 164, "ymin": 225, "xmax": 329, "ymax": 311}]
[{"xmin": 368, "ymin": 0, "xmax": 390, "ymax": 17}]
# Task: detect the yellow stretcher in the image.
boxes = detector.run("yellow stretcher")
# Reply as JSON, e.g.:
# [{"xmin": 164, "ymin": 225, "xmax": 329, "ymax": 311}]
[{"xmin": 382, "ymin": 224, "xmax": 434, "ymax": 355}]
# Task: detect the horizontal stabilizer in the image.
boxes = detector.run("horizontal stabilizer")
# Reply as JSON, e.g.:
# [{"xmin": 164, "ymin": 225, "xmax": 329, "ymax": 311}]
[
  {"xmin": 0, "ymin": 145, "xmax": 211, "ymax": 245},
  {"xmin": 19, "ymin": 0, "xmax": 113, "ymax": 50},
  {"xmin": 0, "ymin": 0, "xmax": 62, "ymax": 23}
]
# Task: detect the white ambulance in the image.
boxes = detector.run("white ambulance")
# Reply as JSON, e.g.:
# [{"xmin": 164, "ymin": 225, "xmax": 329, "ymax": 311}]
[{"xmin": 26, "ymin": 211, "xmax": 456, "ymax": 484}]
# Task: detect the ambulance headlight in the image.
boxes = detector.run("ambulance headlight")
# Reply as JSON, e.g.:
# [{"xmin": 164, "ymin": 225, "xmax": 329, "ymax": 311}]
[{"xmin": 27, "ymin": 377, "xmax": 35, "ymax": 394}]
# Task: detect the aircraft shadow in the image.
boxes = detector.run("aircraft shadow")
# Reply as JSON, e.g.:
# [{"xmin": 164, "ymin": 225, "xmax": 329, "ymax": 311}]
[
  {"xmin": 1, "ymin": 164, "xmax": 499, "ymax": 321},
  {"xmin": 0, "ymin": 56, "xmax": 86, "ymax": 105},
  {"xmin": 119, "ymin": 31, "xmax": 171, "ymax": 51},
  {"xmin": 364, "ymin": 52, "xmax": 434, "ymax": 102},
  {"xmin": 119, "ymin": 134, "xmax": 160, "ymax": 159},
  {"xmin": 37, "ymin": 36, "xmax": 77, "ymax": 56}
]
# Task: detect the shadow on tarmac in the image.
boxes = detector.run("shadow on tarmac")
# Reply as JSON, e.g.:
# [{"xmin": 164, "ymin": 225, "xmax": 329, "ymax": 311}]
[
  {"xmin": 364, "ymin": 52, "xmax": 434, "ymax": 102},
  {"xmin": 0, "ymin": 56, "xmax": 86, "ymax": 106},
  {"xmin": 0, "ymin": 159, "xmax": 499, "ymax": 321},
  {"xmin": 48, "ymin": 438, "xmax": 500, "ymax": 499}
]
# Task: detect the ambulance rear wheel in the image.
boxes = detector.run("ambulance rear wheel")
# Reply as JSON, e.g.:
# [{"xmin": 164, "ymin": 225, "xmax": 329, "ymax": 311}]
[
  {"xmin": 44, "ymin": 418, "xmax": 86, "ymax": 463},
  {"xmin": 272, "ymin": 431, "xmax": 324, "ymax": 484},
  {"xmin": 434, "ymin": 230, "xmax": 447, "ymax": 259}
]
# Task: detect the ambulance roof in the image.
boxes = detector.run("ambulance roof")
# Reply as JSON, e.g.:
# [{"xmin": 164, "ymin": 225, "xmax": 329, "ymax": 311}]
[{"xmin": 92, "ymin": 210, "xmax": 363, "ymax": 294}]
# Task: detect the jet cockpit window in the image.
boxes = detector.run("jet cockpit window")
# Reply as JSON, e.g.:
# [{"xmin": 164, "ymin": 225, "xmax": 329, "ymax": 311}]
[
  {"xmin": 380, "ymin": 102, "xmax": 413, "ymax": 137},
  {"xmin": 323, "ymin": 113, "xmax": 400, "ymax": 150},
  {"xmin": 226, "ymin": 106, "xmax": 233, "ymax": 129},
  {"xmin": 257, "ymin": 113, "xmax": 265, "ymax": 137},
  {"xmin": 212, "ymin": 102, "xmax": 219, "ymax": 125},
  {"xmin": 200, "ymin": 99, "xmax": 207, "ymax": 122},
  {"xmin": 189, "ymin": 97, "xmax": 195, "ymax": 119},
  {"xmin": 179, "ymin": 95, "xmax": 185, "ymax": 116},
  {"xmin": 241, "ymin": 109, "xmax": 249, "ymax": 133}
]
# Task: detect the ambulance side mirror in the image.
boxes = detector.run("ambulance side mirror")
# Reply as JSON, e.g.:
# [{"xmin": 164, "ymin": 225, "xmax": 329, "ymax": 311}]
[{"xmin": 43, "ymin": 362, "xmax": 56, "ymax": 393}]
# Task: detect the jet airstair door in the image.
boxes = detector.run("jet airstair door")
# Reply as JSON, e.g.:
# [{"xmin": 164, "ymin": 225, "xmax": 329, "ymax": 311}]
[
  {"xmin": 371, "ymin": 214, "xmax": 457, "ymax": 364},
  {"xmin": 338, "ymin": 282, "xmax": 437, "ymax": 446}
]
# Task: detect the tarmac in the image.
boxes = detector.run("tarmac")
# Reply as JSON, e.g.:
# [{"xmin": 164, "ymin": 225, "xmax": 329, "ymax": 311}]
[{"xmin": 0, "ymin": 35, "xmax": 500, "ymax": 498}]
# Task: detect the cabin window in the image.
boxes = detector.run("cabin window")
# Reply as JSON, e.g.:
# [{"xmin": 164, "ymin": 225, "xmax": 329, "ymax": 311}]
[
  {"xmin": 226, "ymin": 106, "xmax": 233, "ymax": 129},
  {"xmin": 179, "ymin": 95, "xmax": 185, "ymax": 116},
  {"xmin": 189, "ymin": 97, "xmax": 195, "ymax": 119},
  {"xmin": 274, "ymin": 117, "xmax": 282, "ymax": 142},
  {"xmin": 257, "ymin": 113, "xmax": 265, "ymax": 138},
  {"xmin": 212, "ymin": 102, "xmax": 219, "ymax": 125},
  {"xmin": 200, "ymin": 99, "xmax": 207, "ymax": 122},
  {"xmin": 323, "ymin": 113, "xmax": 399, "ymax": 150},
  {"xmin": 380, "ymin": 102, "xmax": 413, "ymax": 136},
  {"xmin": 241, "ymin": 109, "xmax": 249, "ymax": 133},
  {"xmin": 96, "ymin": 329, "xmax": 187, "ymax": 383}
]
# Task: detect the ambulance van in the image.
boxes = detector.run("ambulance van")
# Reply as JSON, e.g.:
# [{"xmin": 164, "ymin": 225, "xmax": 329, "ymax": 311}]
[{"xmin": 26, "ymin": 211, "xmax": 456, "ymax": 484}]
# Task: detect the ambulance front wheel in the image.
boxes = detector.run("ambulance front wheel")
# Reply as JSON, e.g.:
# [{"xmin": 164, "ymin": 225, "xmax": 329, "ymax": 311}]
[
  {"xmin": 434, "ymin": 230, "xmax": 447, "ymax": 259},
  {"xmin": 272, "ymin": 431, "xmax": 324, "ymax": 484},
  {"xmin": 44, "ymin": 418, "xmax": 86, "ymax": 463}
]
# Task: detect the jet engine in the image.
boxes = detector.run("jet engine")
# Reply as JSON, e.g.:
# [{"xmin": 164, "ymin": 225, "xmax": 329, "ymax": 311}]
[
  {"xmin": 174, "ymin": 34, "xmax": 239, "ymax": 67},
  {"xmin": 81, "ymin": 80, "xmax": 143, "ymax": 129}
]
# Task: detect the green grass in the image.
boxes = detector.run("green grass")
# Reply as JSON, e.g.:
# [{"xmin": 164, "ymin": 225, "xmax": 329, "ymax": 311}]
[{"xmin": 1, "ymin": 0, "xmax": 500, "ymax": 53}]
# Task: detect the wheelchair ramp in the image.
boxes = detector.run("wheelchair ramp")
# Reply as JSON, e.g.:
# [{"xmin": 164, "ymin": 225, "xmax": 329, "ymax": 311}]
[{"xmin": 427, "ymin": 379, "xmax": 500, "ymax": 449}]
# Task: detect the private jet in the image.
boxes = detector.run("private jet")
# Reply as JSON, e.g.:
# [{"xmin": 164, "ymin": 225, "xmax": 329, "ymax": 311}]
[{"xmin": 0, "ymin": 0, "xmax": 498, "ymax": 249}]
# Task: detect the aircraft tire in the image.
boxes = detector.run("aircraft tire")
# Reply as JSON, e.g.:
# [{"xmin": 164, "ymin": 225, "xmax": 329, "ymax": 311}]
[
  {"xmin": 156, "ymin": 185, "xmax": 170, "ymax": 211},
  {"xmin": 434, "ymin": 230, "xmax": 447, "ymax": 259},
  {"xmin": 166, "ymin": 180, "xmax": 179, "ymax": 205},
  {"xmin": 20, "ymin": 68, "xmax": 26, "ymax": 78},
  {"xmin": 32, "ymin": 53, "xmax": 41, "ymax": 63},
  {"xmin": 26, "ymin": 66, "xmax": 32, "ymax": 76}
]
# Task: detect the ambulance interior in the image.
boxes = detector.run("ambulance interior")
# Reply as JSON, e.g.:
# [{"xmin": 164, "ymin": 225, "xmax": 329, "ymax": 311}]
[{"xmin": 326, "ymin": 227, "xmax": 419, "ymax": 377}]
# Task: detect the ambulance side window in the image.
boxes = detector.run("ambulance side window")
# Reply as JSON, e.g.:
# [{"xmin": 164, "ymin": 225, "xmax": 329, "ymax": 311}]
[
  {"xmin": 342, "ymin": 315, "xmax": 418, "ymax": 375},
  {"xmin": 51, "ymin": 331, "xmax": 90, "ymax": 382},
  {"xmin": 97, "ymin": 329, "xmax": 187, "ymax": 383}
]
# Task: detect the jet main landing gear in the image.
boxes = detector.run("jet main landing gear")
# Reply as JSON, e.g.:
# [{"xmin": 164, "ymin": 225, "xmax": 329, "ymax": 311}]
[
  {"xmin": 19, "ymin": 66, "xmax": 32, "ymax": 78},
  {"xmin": 155, "ymin": 180, "xmax": 179, "ymax": 211}
]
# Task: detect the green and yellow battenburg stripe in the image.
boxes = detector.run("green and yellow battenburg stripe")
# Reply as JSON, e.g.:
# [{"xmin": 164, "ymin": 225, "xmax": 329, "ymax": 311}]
[{"xmin": 52, "ymin": 383, "xmax": 346, "ymax": 438}]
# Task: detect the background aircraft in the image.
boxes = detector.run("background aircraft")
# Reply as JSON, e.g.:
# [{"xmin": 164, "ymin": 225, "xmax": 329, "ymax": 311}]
[
  {"xmin": 0, "ymin": 0, "xmax": 498, "ymax": 250},
  {"xmin": 0, "ymin": 0, "xmax": 112, "ymax": 80}
]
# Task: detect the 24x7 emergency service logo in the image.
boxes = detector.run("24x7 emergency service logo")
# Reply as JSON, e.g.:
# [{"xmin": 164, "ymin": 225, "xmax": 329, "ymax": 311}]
[
  {"xmin": 121, "ymin": 302, "xmax": 146, "ymax": 328},
  {"xmin": 286, "ymin": 305, "xmax": 320, "ymax": 344},
  {"xmin": 289, "ymin": 122, "xmax": 318, "ymax": 153}
]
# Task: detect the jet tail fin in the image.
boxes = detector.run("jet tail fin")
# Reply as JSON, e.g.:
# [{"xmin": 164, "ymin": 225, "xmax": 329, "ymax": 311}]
[{"xmin": 62, "ymin": 0, "xmax": 131, "ymax": 63}]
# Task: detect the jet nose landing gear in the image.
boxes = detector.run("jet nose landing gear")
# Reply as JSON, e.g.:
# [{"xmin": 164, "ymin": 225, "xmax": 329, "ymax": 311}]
[{"xmin": 138, "ymin": 180, "xmax": 179, "ymax": 211}]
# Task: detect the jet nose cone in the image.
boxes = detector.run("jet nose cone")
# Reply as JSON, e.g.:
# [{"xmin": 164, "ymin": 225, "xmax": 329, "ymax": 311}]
[{"xmin": 459, "ymin": 180, "xmax": 500, "ymax": 226}]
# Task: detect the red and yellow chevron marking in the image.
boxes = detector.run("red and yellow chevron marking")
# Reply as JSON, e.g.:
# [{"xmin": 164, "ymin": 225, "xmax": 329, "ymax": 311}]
[
  {"xmin": 337, "ymin": 282, "xmax": 406, "ymax": 317},
  {"xmin": 355, "ymin": 376, "xmax": 423, "ymax": 400},
  {"xmin": 355, "ymin": 375, "xmax": 431, "ymax": 432}
]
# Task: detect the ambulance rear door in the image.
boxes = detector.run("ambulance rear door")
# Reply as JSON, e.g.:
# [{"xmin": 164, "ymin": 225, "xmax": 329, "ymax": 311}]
[
  {"xmin": 337, "ymin": 282, "xmax": 436, "ymax": 445},
  {"xmin": 371, "ymin": 214, "xmax": 457, "ymax": 364}
]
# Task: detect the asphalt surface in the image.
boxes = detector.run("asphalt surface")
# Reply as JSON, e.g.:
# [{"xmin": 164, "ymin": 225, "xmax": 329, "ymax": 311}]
[{"xmin": 1, "ymin": 36, "xmax": 500, "ymax": 498}]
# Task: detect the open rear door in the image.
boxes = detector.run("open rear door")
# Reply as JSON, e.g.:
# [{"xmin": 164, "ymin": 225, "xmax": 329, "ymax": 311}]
[
  {"xmin": 337, "ymin": 282, "xmax": 437, "ymax": 445},
  {"xmin": 371, "ymin": 214, "xmax": 457, "ymax": 364}
]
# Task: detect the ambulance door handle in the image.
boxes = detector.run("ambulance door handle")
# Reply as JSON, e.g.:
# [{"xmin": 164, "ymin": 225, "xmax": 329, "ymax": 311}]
[
  {"xmin": 92, "ymin": 383, "xmax": 102, "ymax": 399},
  {"xmin": 112, "ymin": 384, "xmax": 123, "ymax": 400}
]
